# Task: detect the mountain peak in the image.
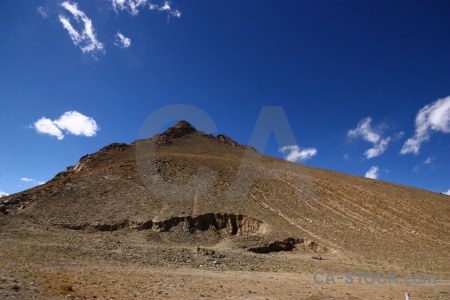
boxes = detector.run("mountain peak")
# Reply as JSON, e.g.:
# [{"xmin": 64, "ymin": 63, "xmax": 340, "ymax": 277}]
[{"xmin": 161, "ymin": 120, "xmax": 197, "ymax": 139}]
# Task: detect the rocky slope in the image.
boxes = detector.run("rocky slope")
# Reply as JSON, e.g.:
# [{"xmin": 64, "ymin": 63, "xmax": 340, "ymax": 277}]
[{"xmin": 0, "ymin": 120, "xmax": 449, "ymax": 299}]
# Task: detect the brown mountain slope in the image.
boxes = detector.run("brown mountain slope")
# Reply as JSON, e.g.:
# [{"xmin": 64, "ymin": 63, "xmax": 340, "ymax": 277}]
[{"xmin": 0, "ymin": 121, "xmax": 449, "ymax": 299}]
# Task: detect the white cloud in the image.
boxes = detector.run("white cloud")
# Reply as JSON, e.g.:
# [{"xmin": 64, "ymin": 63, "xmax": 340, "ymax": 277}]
[
  {"xmin": 111, "ymin": 0, "xmax": 148, "ymax": 16},
  {"xmin": 37, "ymin": 6, "xmax": 48, "ymax": 18},
  {"xmin": 401, "ymin": 96, "xmax": 450, "ymax": 155},
  {"xmin": 59, "ymin": 1, "xmax": 104, "ymax": 55},
  {"xmin": 21, "ymin": 177, "xmax": 34, "ymax": 182},
  {"xmin": 20, "ymin": 178, "xmax": 45, "ymax": 185},
  {"xmin": 0, "ymin": 191, "xmax": 8, "ymax": 198},
  {"xmin": 364, "ymin": 137, "xmax": 390, "ymax": 159},
  {"xmin": 160, "ymin": 1, "xmax": 171, "ymax": 11},
  {"xmin": 114, "ymin": 32, "xmax": 131, "ymax": 48},
  {"xmin": 157, "ymin": 1, "xmax": 182, "ymax": 17},
  {"xmin": 34, "ymin": 117, "xmax": 64, "ymax": 140},
  {"xmin": 53, "ymin": 111, "xmax": 99, "ymax": 137},
  {"xmin": 348, "ymin": 117, "xmax": 380, "ymax": 143},
  {"xmin": 365, "ymin": 166, "xmax": 379, "ymax": 179},
  {"xmin": 280, "ymin": 145, "xmax": 317, "ymax": 162},
  {"xmin": 19, "ymin": 178, "xmax": 45, "ymax": 187},
  {"xmin": 42, "ymin": 1, "xmax": 180, "ymax": 58},
  {"xmin": 394, "ymin": 131, "xmax": 404, "ymax": 140},
  {"xmin": 111, "ymin": 0, "xmax": 181, "ymax": 18},
  {"xmin": 444, "ymin": 189, "xmax": 450, "ymax": 196},
  {"xmin": 34, "ymin": 111, "xmax": 99, "ymax": 140},
  {"xmin": 59, "ymin": 16, "xmax": 82, "ymax": 43},
  {"xmin": 413, "ymin": 156, "xmax": 434, "ymax": 172},
  {"xmin": 348, "ymin": 117, "xmax": 393, "ymax": 159}
]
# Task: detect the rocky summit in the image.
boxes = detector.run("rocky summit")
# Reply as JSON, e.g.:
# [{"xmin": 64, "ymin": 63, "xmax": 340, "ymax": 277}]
[{"xmin": 0, "ymin": 121, "xmax": 449, "ymax": 299}]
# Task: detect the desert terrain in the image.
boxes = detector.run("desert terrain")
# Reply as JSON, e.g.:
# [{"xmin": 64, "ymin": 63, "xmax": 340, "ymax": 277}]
[{"xmin": 1, "ymin": 121, "xmax": 449, "ymax": 299}]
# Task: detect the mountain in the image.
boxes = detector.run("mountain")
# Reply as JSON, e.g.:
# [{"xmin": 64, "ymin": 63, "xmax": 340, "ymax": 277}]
[{"xmin": 0, "ymin": 121, "xmax": 449, "ymax": 299}]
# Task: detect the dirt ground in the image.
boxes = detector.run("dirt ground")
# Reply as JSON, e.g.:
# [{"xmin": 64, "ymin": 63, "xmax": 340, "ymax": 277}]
[{"xmin": 1, "ymin": 216, "xmax": 448, "ymax": 300}]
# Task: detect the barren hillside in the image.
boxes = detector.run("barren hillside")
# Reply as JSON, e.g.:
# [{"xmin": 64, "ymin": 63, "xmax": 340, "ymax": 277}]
[{"xmin": 1, "ymin": 121, "xmax": 449, "ymax": 299}]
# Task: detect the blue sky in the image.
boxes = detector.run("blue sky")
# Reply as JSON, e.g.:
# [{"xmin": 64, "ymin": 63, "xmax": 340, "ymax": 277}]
[{"xmin": 1, "ymin": 0, "xmax": 449, "ymax": 196}]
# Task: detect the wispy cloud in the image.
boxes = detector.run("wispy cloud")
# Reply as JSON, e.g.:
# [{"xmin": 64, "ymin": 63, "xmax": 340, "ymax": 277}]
[
  {"xmin": 348, "ymin": 117, "xmax": 397, "ymax": 159},
  {"xmin": 279, "ymin": 145, "xmax": 317, "ymax": 162},
  {"xmin": 401, "ymin": 96, "xmax": 450, "ymax": 155},
  {"xmin": 157, "ymin": 1, "xmax": 182, "ymax": 18},
  {"xmin": 114, "ymin": 32, "xmax": 131, "ymax": 48},
  {"xmin": 365, "ymin": 166, "xmax": 379, "ymax": 179},
  {"xmin": 413, "ymin": 156, "xmax": 434, "ymax": 172},
  {"xmin": 40, "ymin": 1, "xmax": 181, "ymax": 57},
  {"xmin": 394, "ymin": 131, "xmax": 405, "ymax": 140},
  {"xmin": 34, "ymin": 111, "xmax": 99, "ymax": 140},
  {"xmin": 59, "ymin": 1, "xmax": 104, "ymax": 55},
  {"xmin": 20, "ymin": 178, "xmax": 34, "ymax": 182},
  {"xmin": 111, "ymin": 0, "xmax": 149, "ymax": 16},
  {"xmin": 37, "ymin": 6, "xmax": 48, "ymax": 18},
  {"xmin": 364, "ymin": 137, "xmax": 390, "ymax": 159},
  {"xmin": 0, "ymin": 191, "xmax": 8, "ymax": 198},
  {"xmin": 111, "ymin": 0, "xmax": 181, "ymax": 18},
  {"xmin": 20, "ymin": 178, "xmax": 45, "ymax": 185}
]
